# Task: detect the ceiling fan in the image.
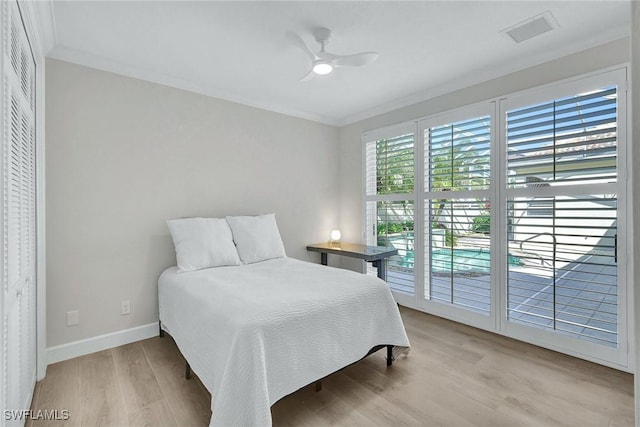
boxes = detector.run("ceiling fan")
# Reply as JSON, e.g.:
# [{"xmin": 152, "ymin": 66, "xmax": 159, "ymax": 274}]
[{"xmin": 288, "ymin": 28, "xmax": 379, "ymax": 82}]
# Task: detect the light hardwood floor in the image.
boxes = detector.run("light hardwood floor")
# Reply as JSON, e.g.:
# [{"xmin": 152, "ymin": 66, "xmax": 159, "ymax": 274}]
[{"xmin": 29, "ymin": 307, "xmax": 634, "ymax": 426}]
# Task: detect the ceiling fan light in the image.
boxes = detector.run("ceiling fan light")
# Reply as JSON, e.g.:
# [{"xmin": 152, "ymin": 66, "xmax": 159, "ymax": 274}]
[{"xmin": 312, "ymin": 61, "xmax": 333, "ymax": 75}]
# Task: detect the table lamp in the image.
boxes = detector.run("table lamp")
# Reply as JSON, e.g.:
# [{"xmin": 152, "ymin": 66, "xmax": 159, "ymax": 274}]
[{"xmin": 330, "ymin": 229, "xmax": 342, "ymax": 247}]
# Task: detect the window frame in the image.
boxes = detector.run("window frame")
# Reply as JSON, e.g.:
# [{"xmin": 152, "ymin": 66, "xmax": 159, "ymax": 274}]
[
  {"xmin": 497, "ymin": 67, "xmax": 629, "ymax": 368},
  {"xmin": 362, "ymin": 123, "xmax": 418, "ymax": 307},
  {"xmin": 417, "ymin": 102, "xmax": 497, "ymax": 330},
  {"xmin": 361, "ymin": 66, "xmax": 631, "ymax": 371}
]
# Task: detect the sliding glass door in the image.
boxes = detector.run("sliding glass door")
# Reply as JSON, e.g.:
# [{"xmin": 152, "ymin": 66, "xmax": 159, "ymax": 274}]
[
  {"xmin": 363, "ymin": 68, "xmax": 629, "ymax": 369},
  {"xmin": 501, "ymin": 74, "xmax": 626, "ymax": 363},
  {"xmin": 422, "ymin": 108, "xmax": 494, "ymax": 325}
]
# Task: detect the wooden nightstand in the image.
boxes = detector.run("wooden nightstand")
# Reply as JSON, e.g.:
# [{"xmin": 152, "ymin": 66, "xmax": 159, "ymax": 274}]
[{"xmin": 306, "ymin": 242, "xmax": 398, "ymax": 281}]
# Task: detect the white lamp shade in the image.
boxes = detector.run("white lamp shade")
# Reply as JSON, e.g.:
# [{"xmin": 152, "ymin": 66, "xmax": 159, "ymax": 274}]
[{"xmin": 330, "ymin": 229, "xmax": 342, "ymax": 241}]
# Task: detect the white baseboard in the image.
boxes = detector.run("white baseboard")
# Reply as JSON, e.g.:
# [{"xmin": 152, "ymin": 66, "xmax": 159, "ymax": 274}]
[{"xmin": 46, "ymin": 322, "xmax": 158, "ymax": 365}]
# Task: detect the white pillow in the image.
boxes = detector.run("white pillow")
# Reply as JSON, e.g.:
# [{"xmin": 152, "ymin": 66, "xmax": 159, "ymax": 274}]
[
  {"xmin": 225, "ymin": 214, "xmax": 286, "ymax": 264},
  {"xmin": 167, "ymin": 217, "xmax": 241, "ymax": 272}
]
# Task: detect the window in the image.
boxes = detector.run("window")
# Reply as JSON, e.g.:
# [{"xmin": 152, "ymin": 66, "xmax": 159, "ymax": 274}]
[
  {"xmin": 362, "ymin": 68, "xmax": 629, "ymax": 369},
  {"xmin": 364, "ymin": 126, "xmax": 416, "ymax": 299},
  {"xmin": 423, "ymin": 114, "xmax": 492, "ymax": 314},
  {"xmin": 505, "ymin": 85, "xmax": 620, "ymax": 348}
]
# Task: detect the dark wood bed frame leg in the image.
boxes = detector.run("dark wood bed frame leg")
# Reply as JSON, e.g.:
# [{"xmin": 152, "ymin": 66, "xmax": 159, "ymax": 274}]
[
  {"xmin": 386, "ymin": 345, "xmax": 393, "ymax": 367},
  {"xmin": 315, "ymin": 380, "xmax": 322, "ymax": 392},
  {"xmin": 158, "ymin": 321, "xmax": 165, "ymax": 338}
]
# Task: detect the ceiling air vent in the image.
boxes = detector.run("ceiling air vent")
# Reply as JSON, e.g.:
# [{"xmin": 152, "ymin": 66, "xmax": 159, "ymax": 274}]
[{"xmin": 503, "ymin": 11, "xmax": 558, "ymax": 43}]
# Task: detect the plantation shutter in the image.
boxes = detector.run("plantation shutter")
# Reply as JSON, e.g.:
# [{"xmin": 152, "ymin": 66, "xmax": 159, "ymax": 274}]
[
  {"xmin": 423, "ymin": 114, "xmax": 492, "ymax": 314},
  {"xmin": 506, "ymin": 87, "xmax": 617, "ymax": 187},
  {"xmin": 427, "ymin": 116, "xmax": 491, "ymax": 192},
  {"xmin": 362, "ymin": 68, "xmax": 627, "ymax": 367},
  {"xmin": 366, "ymin": 133, "xmax": 414, "ymax": 196},
  {"xmin": 506, "ymin": 195, "xmax": 617, "ymax": 346},
  {"xmin": 364, "ymin": 128, "xmax": 416, "ymax": 299},
  {"xmin": 505, "ymin": 85, "xmax": 619, "ymax": 348}
]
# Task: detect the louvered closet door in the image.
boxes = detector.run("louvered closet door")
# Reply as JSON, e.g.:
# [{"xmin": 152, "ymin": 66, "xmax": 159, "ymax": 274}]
[{"xmin": 1, "ymin": 1, "xmax": 37, "ymax": 423}]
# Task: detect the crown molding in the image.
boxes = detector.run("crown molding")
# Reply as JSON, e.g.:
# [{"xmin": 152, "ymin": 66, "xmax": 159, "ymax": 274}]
[
  {"xmin": 47, "ymin": 45, "xmax": 341, "ymax": 127},
  {"xmin": 35, "ymin": 0, "xmax": 57, "ymax": 54},
  {"xmin": 337, "ymin": 30, "xmax": 629, "ymax": 127},
  {"xmin": 27, "ymin": 0, "xmax": 56, "ymax": 56},
  {"xmin": 43, "ymin": 10, "xmax": 628, "ymax": 130}
]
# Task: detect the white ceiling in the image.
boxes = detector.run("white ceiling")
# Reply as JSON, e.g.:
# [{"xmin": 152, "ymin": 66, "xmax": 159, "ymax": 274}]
[{"xmin": 48, "ymin": 1, "xmax": 630, "ymax": 126}]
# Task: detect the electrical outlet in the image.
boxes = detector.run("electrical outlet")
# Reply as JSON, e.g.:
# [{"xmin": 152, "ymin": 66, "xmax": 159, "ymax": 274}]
[
  {"xmin": 66, "ymin": 310, "xmax": 79, "ymax": 327},
  {"xmin": 121, "ymin": 300, "xmax": 131, "ymax": 315}
]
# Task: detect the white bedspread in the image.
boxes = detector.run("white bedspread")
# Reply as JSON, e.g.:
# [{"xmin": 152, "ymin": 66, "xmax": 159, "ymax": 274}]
[{"xmin": 158, "ymin": 257, "xmax": 410, "ymax": 427}]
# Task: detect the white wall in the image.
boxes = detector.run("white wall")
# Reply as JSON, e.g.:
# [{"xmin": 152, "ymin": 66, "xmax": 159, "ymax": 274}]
[
  {"xmin": 45, "ymin": 36, "xmax": 632, "ymax": 357},
  {"xmin": 45, "ymin": 58, "xmax": 340, "ymax": 347},
  {"xmin": 338, "ymin": 38, "xmax": 629, "ymax": 272}
]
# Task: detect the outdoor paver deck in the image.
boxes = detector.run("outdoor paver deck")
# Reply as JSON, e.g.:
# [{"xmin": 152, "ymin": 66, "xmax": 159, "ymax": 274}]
[{"xmin": 383, "ymin": 253, "xmax": 618, "ymax": 347}]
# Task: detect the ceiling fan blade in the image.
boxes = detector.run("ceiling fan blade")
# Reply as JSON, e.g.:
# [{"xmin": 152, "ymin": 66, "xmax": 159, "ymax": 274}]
[
  {"xmin": 286, "ymin": 31, "xmax": 319, "ymax": 62},
  {"xmin": 300, "ymin": 69, "xmax": 315, "ymax": 82},
  {"xmin": 322, "ymin": 52, "xmax": 379, "ymax": 68}
]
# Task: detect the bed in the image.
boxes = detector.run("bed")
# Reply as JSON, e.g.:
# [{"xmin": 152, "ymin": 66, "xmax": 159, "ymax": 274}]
[{"xmin": 158, "ymin": 256, "xmax": 410, "ymax": 427}]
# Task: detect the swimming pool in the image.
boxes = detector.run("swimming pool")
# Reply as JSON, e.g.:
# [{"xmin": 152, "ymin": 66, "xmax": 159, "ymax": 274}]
[
  {"xmin": 430, "ymin": 248, "xmax": 522, "ymax": 274},
  {"xmin": 383, "ymin": 234, "xmax": 522, "ymax": 274},
  {"xmin": 392, "ymin": 247, "xmax": 521, "ymax": 274}
]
